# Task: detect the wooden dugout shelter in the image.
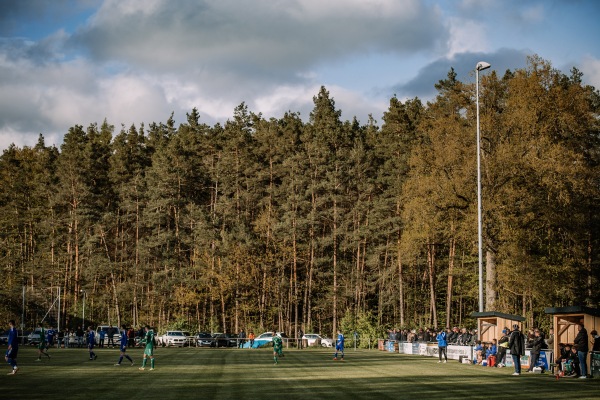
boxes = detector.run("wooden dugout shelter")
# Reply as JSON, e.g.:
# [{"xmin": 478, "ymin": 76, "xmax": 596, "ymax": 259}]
[
  {"xmin": 470, "ymin": 311, "xmax": 525, "ymax": 342},
  {"xmin": 544, "ymin": 306, "xmax": 600, "ymax": 364}
]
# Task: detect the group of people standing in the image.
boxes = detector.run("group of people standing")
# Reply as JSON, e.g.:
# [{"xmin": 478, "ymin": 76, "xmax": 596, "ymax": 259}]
[
  {"xmin": 436, "ymin": 322, "xmax": 598, "ymax": 379},
  {"xmin": 554, "ymin": 324, "xmax": 598, "ymax": 378}
]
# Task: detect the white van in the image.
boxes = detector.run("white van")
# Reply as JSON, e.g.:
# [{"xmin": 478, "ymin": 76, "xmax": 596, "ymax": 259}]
[{"xmin": 95, "ymin": 325, "xmax": 121, "ymax": 345}]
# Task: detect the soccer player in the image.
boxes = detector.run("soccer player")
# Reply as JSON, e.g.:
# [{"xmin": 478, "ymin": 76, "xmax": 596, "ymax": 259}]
[
  {"xmin": 272, "ymin": 331, "xmax": 283, "ymax": 364},
  {"xmin": 5, "ymin": 320, "xmax": 19, "ymax": 375},
  {"xmin": 36, "ymin": 323, "xmax": 50, "ymax": 361},
  {"xmin": 334, "ymin": 330, "xmax": 344, "ymax": 360},
  {"xmin": 115, "ymin": 325, "xmax": 134, "ymax": 366},
  {"xmin": 46, "ymin": 325, "xmax": 56, "ymax": 351},
  {"xmin": 87, "ymin": 326, "xmax": 97, "ymax": 360},
  {"xmin": 139, "ymin": 325, "xmax": 155, "ymax": 371}
]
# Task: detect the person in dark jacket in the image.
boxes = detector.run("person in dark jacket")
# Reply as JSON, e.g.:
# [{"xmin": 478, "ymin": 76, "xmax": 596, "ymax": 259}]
[
  {"xmin": 447, "ymin": 327, "xmax": 458, "ymax": 344},
  {"xmin": 573, "ymin": 324, "xmax": 588, "ymax": 378},
  {"xmin": 527, "ymin": 329, "xmax": 545, "ymax": 372},
  {"xmin": 591, "ymin": 330, "xmax": 600, "ymax": 352},
  {"xmin": 508, "ymin": 324, "xmax": 525, "ymax": 375}
]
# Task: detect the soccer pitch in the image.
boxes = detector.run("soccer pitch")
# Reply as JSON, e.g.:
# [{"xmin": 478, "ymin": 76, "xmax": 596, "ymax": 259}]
[{"xmin": 2, "ymin": 347, "xmax": 598, "ymax": 399}]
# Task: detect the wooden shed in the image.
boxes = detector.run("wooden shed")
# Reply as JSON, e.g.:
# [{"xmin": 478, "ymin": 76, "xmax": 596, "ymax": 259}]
[
  {"xmin": 470, "ymin": 311, "xmax": 526, "ymax": 343},
  {"xmin": 544, "ymin": 306, "xmax": 600, "ymax": 365}
]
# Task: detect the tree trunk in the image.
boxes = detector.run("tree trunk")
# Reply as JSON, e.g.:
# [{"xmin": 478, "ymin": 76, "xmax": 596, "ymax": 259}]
[
  {"xmin": 427, "ymin": 242, "xmax": 437, "ymax": 328},
  {"xmin": 446, "ymin": 236, "xmax": 455, "ymax": 329},
  {"xmin": 485, "ymin": 249, "xmax": 496, "ymax": 311},
  {"xmin": 397, "ymin": 232, "xmax": 404, "ymax": 327}
]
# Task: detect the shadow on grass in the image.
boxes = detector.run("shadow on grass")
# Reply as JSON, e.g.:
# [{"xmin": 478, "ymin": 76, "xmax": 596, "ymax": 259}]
[{"xmin": 2, "ymin": 348, "xmax": 597, "ymax": 400}]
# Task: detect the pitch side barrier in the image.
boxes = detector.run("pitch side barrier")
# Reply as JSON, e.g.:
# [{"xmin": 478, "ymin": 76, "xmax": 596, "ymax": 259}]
[
  {"xmin": 379, "ymin": 339, "xmax": 554, "ymax": 369},
  {"xmin": 379, "ymin": 339, "xmax": 474, "ymax": 361}
]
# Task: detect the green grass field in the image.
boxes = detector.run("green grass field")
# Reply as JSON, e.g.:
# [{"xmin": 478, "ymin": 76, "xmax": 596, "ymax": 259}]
[{"xmin": 2, "ymin": 346, "xmax": 598, "ymax": 399}]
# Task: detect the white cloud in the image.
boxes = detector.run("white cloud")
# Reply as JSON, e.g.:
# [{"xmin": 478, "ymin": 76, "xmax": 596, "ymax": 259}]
[
  {"xmin": 446, "ymin": 17, "xmax": 488, "ymax": 59},
  {"xmin": 521, "ymin": 4, "xmax": 544, "ymax": 23},
  {"xmin": 73, "ymin": 0, "xmax": 446, "ymax": 75},
  {"xmin": 581, "ymin": 55, "xmax": 600, "ymax": 89}
]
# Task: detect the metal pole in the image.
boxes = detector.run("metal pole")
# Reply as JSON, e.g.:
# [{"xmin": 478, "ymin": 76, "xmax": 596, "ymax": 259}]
[{"xmin": 476, "ymin": 66, "xmax": 483, "ymax": 313}]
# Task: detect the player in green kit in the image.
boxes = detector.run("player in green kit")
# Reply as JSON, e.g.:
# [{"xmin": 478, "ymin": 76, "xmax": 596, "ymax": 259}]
[
  {"xmin": 272, "ymin": 331, "xmax": 283, "ymax": 364},
  {"xmin": 139, "ymin": 325, "xmax": 155, "ymax": 371},
  {"xmin": 36, "ymin": 323, "xmax": 50, "ymax": 361}
]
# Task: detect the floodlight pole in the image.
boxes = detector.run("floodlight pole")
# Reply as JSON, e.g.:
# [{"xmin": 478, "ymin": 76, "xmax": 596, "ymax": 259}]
[{"xmin": 476, "ymin": 61, "xmax": 491, "ymax": 313}]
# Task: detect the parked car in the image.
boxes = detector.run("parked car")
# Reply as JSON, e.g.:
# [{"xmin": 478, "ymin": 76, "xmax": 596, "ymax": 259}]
[
  {"xmin": 182, "ymin": 331, "xmax": 195, "ymax": 346},
  {"xmin": 302, "ymin": 333, "xmax": 333, "ymax": 347},
  {"xmin": 27, "ymin": 328, "xmax": 45, "ymax": 345},
  {"xmin": 0, "ymin": 330, "xmax": 8, "ymax": 345},
  {"xmin": 157, "ymin": 331, "xmax": 188, "ymax": 347},
  {"xmin": 196, "ymin": 332, "xmax": 214, "ymax": 347},
  {"xmin": 212, "ymin": 333, "xmax": 239, "ymax": 347},
  {"xmin": 256, "ymin": 332, "xmax": 289, "ymax": 342}
]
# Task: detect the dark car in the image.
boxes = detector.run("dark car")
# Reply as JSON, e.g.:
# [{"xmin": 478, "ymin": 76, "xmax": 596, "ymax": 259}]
[
  {"xmin": 213, "ymin": 333, "xmax": 238, "ymax": 348},
  {"xmin": 196, "ymin": 332, "xmax": 214, "ymax": 347},
  {"xmin": 0, "ymin": 330, "xmax": 8, "ymax": 345}
]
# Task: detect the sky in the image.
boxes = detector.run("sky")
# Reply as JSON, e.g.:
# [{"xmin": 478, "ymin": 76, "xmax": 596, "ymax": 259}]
[{"xmin": 0, "ymin": 0, "xmax": 599, "ymax": 150}]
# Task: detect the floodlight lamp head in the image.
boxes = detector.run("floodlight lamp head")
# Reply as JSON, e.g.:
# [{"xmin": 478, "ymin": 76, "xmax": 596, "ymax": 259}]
[{"xmin": 476, "ymin": 61, "xmax": 491, "ymax": 71}]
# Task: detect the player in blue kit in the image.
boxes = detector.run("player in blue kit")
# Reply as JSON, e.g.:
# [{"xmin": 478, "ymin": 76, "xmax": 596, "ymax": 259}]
[
  {"xmin": 87, "ymin": 326, "xmax": 97, "ymax": 360},
  {"xmin": 5, "ymin": 320, "xmax": 19, "ymax": 375},
  {"xmin": 115, "ymin": 325, "xmax": 134, "ymax": 366},
  {"xmin": 46, "ymin": 326, "xmax": 56, "ymax": 351},
  {"xmin": 333, "ymin": 330, "xmax": 344, "ymax": 361}
]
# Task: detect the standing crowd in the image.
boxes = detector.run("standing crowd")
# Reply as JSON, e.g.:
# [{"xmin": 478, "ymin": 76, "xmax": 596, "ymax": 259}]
[{"xmin": 388, "ymin": 322, "xmax": 598, "ymax": 379}]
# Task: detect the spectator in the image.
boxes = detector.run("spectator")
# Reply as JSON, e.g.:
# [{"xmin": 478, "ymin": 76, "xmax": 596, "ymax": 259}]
[
  {"xmin": 469, "ymin": 329, "xmax": 478, "ymax": 345},
  {"xmin": 76, "ymin": 326, "xmax": 84, "ymax": 348},
  {"xmin": 128, "ymin": 327, "xmax": 135, "ymax": 348},
  {"xmin": 436, "ymin": 328, "xmax": 448, "ymax": 363},
  {"xmin": 573, "ymin": 324, "xmax": 588, "ymax": 379},
  {"xmin": 546, "ymin": 328, "xmax": 554, "ymax": 349},
  {"xmin": 565, "ymin": 345, "xmax": 581, "ymax": 377},
  {"xmin": 107, "ymin": 325, "xmax": 116, "ymax": 348},
  {"xmin": 99, "ymin": 329, "xmax": 106, "ymax": 348},
  {"xmin": 496, "ymin": 328, "xmax": 510, "ymax": 367},
  {"xmin": 423, "ymin": 328, "xmax": 431, "ymax": 343},
  {"xmin": 508, "ymin": 324, "xmax": 525, "ymax": 376},
  {"xmin": 399, "ymin": 329, "xmax": 408, "ymax": 342},
  {"xmin": 527, "ymin": 329, "xmax": 544, "ymax": 372},
  {"xmin": 486, "ymin": 339, "xmax": 497, "ymax": 367},
  {"xmin": 474, "ymin": 341, "xmax": 484, "ymax": 365},
  {"xmin": 526, "ymin": 328, "xmax": 535, "ymax": 346},
  {"xmin": 555, "ymin": 343, "xmax": 571, "ymax": 374},
  {"xmin": 590, "ymin": 329, "xmax": 600, "ymax": 352},
  {"xmin": 238, "ymin": 329, "xmax": 246, "ymax": 349},
  {"xmin": 387, "ymin": 328, "xmax": 397, "ymax": 341},
  {"xmin": 248, "ymin": 331, "xmax": 255, "ymax": 348},
  {"xmin": 447, "ymin": 327, "xmax": 458, "ymax": 344},
  {"xmin": 63, "ymin": 328, "xmax": 71, "ymax": 348}
]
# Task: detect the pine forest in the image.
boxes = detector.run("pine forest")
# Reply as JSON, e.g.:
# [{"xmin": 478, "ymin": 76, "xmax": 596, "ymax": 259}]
[{"xmin": 1, "ymin": 56, "xmax": 599, "ymax": 338}]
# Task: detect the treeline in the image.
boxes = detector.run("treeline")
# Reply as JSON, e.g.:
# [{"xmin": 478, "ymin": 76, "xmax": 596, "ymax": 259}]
[{"xmin": 1, "ymin": 56, "xmax": 599, "ymax": 336}]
